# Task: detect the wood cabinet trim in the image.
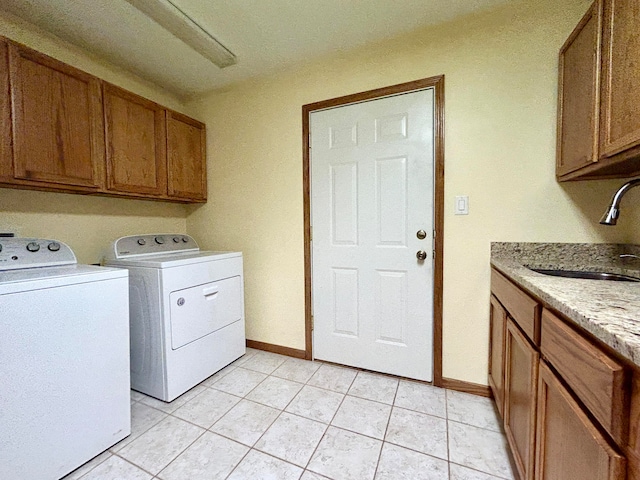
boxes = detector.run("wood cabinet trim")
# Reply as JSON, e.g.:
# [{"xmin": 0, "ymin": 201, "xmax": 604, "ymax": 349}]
[
  {"xmin": 0, "ymin": 39, "xmax": 12, "ymax": 182},
  {"xmin": 488, "ymin": 294, "xmax": 507, "ymax": 417}
]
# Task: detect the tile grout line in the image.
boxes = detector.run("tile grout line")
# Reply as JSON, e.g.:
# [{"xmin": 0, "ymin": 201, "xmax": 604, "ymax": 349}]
[
  {"xmin": 87, "ymin": 353, "xmax": 509, "ymax": 480},
  {"xmin": 372, "ymin": 377, "xmax": 401, "ymax": 479},
  {"xmin": 296, "ymin": 362, "xmax": 357, "ymax": 474},
  {"xmin": 445, "ymin": 388, "xmax": 452, "ymax": 480}
]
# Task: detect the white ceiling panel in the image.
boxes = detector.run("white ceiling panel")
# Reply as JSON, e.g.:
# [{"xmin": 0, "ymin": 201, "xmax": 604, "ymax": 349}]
[{"xmin": 0, "ymin": 0, "xmax": 513, "ymax": 98}]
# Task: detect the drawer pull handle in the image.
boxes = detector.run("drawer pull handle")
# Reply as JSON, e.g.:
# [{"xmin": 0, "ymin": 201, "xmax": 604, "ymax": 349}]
[{"xmin": 203, "ymin": 286, "xmax": 219, "ymax": 298}]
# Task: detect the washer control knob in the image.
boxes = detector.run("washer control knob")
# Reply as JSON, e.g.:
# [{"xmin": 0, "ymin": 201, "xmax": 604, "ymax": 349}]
[
  {"xmin": 47, "ymin": 242, "xmax": 61, "ymax": 252},
  {"xmin": 177, "ymin": 297, "xmax": 185, "ymax": 306},
  {"xmin": 155, "ymin": 236, "xmax": 165, "ymax": 245},
  {"xmin": 26, "ymin": 242, "xmax": 40, "ymax": 252},
  {"xmin": 0, "ymin": 244, "xmax": 3, "ymax": 253},
  {"xmin": 173, "ymin": 237, "xmax": 181, "ymax": 243},
  {"xmin": 137, "ymin": 238, "xmax": 146, "ymax": 246},
  {"xmin": 182, "ymin": 237, "xmax": 189, "ymax": 243}
]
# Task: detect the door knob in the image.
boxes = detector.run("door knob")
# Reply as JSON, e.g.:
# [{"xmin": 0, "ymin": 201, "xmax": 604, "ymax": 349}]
[{"xmin": 416, "ymin": 250, "xmax": 427, "ymax": 261}]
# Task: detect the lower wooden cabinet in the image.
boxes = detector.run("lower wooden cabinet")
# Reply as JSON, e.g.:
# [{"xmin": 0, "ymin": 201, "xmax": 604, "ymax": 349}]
[
  {"xmin": 489, "ymin": 295, "xmax": 507, "ymax": 417},
  {"xmin": 490, "ymin": 267, "xmax": 631, "ymax": 480},
  {"xmin": 504, "ymin": 318, "xmax": 539, "ymax": 480},
  {"xmin": 536, "ymin": 361, "xmax": 626, "ymax": 480}
]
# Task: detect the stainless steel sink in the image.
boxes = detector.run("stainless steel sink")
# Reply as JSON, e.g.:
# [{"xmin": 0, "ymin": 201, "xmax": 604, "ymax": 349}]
[{"xmin": 530, "ymin": 268, "xmax": 640, "ymax": 282}]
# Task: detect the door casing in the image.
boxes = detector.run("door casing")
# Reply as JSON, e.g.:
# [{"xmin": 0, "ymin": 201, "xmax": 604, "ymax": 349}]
[{"xmin": 302, "ymin": 75, "xmax": 445, "ymax": 386}]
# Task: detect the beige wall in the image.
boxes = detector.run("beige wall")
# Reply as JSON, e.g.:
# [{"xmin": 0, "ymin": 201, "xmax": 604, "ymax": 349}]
[
  {"xmin": 0, "ymin": 11, "xmax": 191, "ymax": 264},
  {"xmin": 187, "ymin": 0, "xmax": 634, "ymax": 384}
]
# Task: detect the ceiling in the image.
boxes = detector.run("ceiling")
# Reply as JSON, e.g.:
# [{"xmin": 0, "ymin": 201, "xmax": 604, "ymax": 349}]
[{"xmin": 1, "ymin": 0, "xmax": 512, "ymax": 99}]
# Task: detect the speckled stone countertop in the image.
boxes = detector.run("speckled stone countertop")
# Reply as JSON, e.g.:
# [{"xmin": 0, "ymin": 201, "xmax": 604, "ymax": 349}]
[{"xmin": 491, "ymin": 242, "xmax": 640, "ymax": 368}]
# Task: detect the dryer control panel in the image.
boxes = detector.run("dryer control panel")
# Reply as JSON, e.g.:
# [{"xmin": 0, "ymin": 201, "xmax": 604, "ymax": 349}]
[
  {"xmin": 109, "ymin": 234, "xmax": 200, "ymax": 259},
  {"xmin": 0, "ymin": 238, "xmax": 76, "ymax": 270}
]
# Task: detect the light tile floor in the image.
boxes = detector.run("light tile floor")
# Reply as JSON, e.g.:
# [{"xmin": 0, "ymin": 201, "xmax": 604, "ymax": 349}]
[{"xmin": 64, "ymin": 348, "xmax": 515, "ymax": 480}]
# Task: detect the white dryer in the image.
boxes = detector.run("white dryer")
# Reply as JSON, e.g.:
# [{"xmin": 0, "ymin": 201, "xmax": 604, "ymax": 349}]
[
  {"xmin": 0, "ymin": 238, "xmax": 130, "ymax": 480},
  {"xmin": 104, "ymin": 234, "xmax": 246, "ymax": 402}
]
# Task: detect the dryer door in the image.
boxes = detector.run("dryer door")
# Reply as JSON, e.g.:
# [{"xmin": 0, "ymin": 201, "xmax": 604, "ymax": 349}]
[{"xmin": 169, "ymin": 276, "xmax": 243, "ymax": 349}]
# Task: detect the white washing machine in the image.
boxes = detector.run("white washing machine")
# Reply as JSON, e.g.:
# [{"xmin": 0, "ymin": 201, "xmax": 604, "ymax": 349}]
[
  {"xmin": 104, "ymin": 234, "xmax": 246, "ymax": 402},
  {"xmin": 0, "ymin": 237, "xmax": 130, "ymax": 480}
]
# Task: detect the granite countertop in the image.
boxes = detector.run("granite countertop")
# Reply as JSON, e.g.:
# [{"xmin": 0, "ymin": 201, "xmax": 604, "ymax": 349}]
[{"xmin": 491, "ymin": 242, "xmax": 640, "ymax": 368}]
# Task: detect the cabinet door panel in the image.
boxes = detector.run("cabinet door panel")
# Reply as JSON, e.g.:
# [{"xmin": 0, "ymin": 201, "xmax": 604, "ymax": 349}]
[
  {"xmin": 104, "ymin": 84, "xmax": 166, "ymax": 196},
  {"xmin": 541, "ymin": 308, "xmax": 627, "ymax": 446},
  {"xmin": 504, "ymin": 318, "xmax": 538, "ymax": 480},
  {"xmin": 9, "ymin": 44, "xmax": 104, "ymax": 188},
  {"xmin": 491, "ymin": 269, "xmax": 540, "ymax": 345},
  {"xmin": 489, "ymin": 295, "xmax": 507, "ymax": 418},
  {"xmin": 0, "ymin": 40, "xmax": 11, "ymax": 180},
  {"xmin": 167, "ymin": 110, "xmax": 206, "ymax": 201},
  {"xmin": 536, "ymin": 361, "xmax": 626, "ymax": 480},
  {"xmin": 556, "ymin": 0, "xmax": 601, "ymax": 177},
  {"xmin": 600, "ymin": 0, "xmax": 640, "ymax": 157}
]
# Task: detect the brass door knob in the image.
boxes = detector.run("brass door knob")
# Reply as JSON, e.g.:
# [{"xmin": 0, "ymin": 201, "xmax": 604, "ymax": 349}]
[{"xmin": 416, "ymin": 250, "xmax": 427, "ymax": 261}]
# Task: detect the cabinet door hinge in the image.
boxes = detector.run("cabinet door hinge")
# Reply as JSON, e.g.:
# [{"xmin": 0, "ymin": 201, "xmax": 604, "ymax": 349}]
[{"xmin": 311, "ymin": 315, "xmax": 314, "ymax": 331}]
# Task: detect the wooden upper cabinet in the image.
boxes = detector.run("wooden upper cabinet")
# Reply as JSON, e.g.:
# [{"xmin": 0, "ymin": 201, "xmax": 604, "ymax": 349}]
[
  {"xmin": 167, "ymin": 110, "xmax": 206, "ymax": 201},
  {"xmin": 7, "ymin": 43, "xmax": 104, "ymax": 189},
  {"xmin": 556, "ymin": 0, "xmax": 602, "ymax": 178},
  {"xmin": 0, "ymin": 40, "xmax": 11, "ymax": 178},
  {"xmin": 504, "ymin": 318, "xmax": 539, "ymax": 480},
  {"xmin": 600, "ymin": 0, "xmax": 640, "ymax": 159},
  {"xmin": 489, "ymin": 295, "xmax": 507, "ymax": 418},
  {"xmin": 558, "ymin": 0, "xmax": 640, "ymax": 180},
  {"xmin": 103, "ymin": 83, "xmax": 167, "ymax": 196},
  {"xmin": 535, "ymin": 361, "xmax": 626, "ymax": 480}
]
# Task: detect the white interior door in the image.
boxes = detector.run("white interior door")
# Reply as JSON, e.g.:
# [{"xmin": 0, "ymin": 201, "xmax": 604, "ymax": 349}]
[{"xmin": 311, "ymin": 89, "xmax": 434, "ymax": 381}]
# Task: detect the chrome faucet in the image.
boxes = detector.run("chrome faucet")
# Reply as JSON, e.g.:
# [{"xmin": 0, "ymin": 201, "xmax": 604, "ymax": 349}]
[{"xmin": 600, "ymin": 178, "xmax": 640, "ymax": 225}]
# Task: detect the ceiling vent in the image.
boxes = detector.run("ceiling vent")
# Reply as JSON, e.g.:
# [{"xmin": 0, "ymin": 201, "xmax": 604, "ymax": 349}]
[{"xmin": 124, "ymin": 0, "xmax": 237, "ymax": 68}]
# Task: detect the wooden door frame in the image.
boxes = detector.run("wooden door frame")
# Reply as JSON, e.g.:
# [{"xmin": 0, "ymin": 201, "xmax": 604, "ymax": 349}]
[{"xmin": 302, "ymin": 75, "xmax": 445, "ymax": 386}]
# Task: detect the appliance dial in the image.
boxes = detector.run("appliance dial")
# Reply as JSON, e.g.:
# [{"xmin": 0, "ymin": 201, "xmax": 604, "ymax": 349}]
[
  {"xmin": 26, "ymin": 242, "xmax": 40, "ymax": 252},
  {"xmin": 155, "ymin": 236, "xmax": 165, "ymax": 245},
  {"xmin": 173, "ymin": 237, "xmax": 181, "ymax": 243},
  {"xmin": 137, "ymin": 238, "xmax": 146, "ymax": 246},
  {"xmin": 182, "ymin": 237, "xmax": 189, "ymax": 243},
  {"xmin": 0, "ymin": 244, "xmax": 2, "ymax": 253},
  {"xmin": 47, "ymin": 242, "xmax": 61, "ymax": 252}
]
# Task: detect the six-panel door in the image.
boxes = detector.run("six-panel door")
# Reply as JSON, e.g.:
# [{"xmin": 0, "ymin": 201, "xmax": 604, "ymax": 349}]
[{"xmin": 311, "ymin": 89, "xmax": 435, "ymax": 381}]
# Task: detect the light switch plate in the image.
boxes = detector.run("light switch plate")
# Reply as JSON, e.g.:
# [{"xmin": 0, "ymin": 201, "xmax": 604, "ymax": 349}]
[{"xmin": 455, "ymin": 195, "xmax": 469, "ymax": 215}]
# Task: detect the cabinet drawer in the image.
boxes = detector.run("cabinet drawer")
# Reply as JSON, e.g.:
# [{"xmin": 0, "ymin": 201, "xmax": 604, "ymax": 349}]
[
  {"xmin": 541, "ymin": 309, "xmax": 628, "ymax": 446},
  {"xmin": 491, "ymin": 269, "xmax": 541, "ymax": 344}
]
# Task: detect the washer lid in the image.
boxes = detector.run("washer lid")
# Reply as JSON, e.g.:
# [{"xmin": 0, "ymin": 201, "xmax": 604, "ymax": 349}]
[
  {"xmin": 105, "ymin": 250, "xmax": 241, "ymax": 268},
  {"xmin": 0, "ymin": 264, "xmax": 128, "ymax": 295}
]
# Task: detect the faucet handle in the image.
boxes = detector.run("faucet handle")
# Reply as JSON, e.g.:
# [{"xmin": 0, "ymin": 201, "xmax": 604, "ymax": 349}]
[{"xmin": 620, "ymin": 254, "xmax": 640, "ymax": 260}]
